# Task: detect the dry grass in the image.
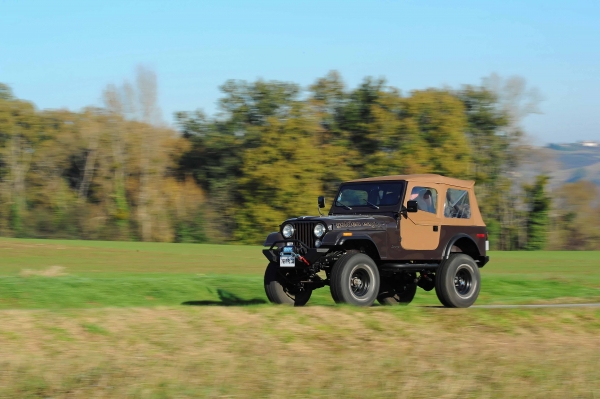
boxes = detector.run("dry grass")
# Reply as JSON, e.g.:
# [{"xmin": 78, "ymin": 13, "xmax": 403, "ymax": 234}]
[
  {"xmin": 19, "ymin": 266, "xmax": 68, "ymax": 277},
  {"xmin": 0, "ymin": 306, "xmax": 599, "ymax": 398}
]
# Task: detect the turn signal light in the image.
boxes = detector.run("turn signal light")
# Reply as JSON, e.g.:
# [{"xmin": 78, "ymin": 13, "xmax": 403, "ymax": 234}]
[
  {"xmin": 476, "ymin": 233, "xmax": 486, "ymax": 238},
  {"xmin": 342, "ymin": 232, "xmax": 353, "ymax": 237}
]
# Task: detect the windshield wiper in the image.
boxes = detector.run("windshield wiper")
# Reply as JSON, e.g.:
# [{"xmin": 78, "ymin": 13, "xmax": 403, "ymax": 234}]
[
  {"xmin": 365, "ymin": 200, "xmax": 380, "ymax": 209},
  {"xmin": 335, "ymin": 200, "xmax": 352, "ymax": 210}
]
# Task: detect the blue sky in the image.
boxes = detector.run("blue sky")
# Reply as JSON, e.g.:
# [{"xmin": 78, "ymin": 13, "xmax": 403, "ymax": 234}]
[{"xmin": 2, "ymin": 0, "xmax": 599, "ymax": 144}]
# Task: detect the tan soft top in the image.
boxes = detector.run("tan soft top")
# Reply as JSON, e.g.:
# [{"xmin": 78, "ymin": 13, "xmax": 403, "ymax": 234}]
[{"xmin": 349, "ymin": 174, "xmax": 474, "ymax": 188}]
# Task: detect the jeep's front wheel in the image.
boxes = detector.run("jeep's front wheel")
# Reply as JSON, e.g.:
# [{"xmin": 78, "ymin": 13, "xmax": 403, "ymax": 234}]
[
  {"xmin": 264, "ymin": 262, "xmax": 312, "ymax": 306},
  {"xmin": 330, "ymin": 253, "xmax": 380, "ymax": 306},
  {"xmin": 435, "ymin": 254, "xmax": 480, "ymax": 308}
]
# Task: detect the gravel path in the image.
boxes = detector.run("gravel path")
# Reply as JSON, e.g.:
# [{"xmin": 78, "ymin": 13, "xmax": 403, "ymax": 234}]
[{"xmin": 471, "ymin": 303, "xmax": 600, "ymax": 309}]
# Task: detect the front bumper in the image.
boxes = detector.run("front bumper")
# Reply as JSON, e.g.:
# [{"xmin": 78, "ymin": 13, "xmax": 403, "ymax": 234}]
[{"xmin": 262, "ymin": 239, "xmax": 328, "ymax": 266}]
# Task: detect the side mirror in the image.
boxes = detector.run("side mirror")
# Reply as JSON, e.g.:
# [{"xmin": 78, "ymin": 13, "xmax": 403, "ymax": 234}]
[
  {"xmin": 406, "ymin": 200, "xmax": 419, "ymax": 213},
  {"xmin": 317, "ymin": 196, "xmax": 326, "ymax": 216}
]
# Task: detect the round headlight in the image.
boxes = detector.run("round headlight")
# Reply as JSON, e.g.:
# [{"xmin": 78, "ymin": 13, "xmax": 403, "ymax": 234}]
[
  {"xmin": 314, "ymin": 223, "xmax": 326, "ymax": 238},
  {"xmin": 282, "ymin": 224, "xmax": 295, "ymax": 238}
]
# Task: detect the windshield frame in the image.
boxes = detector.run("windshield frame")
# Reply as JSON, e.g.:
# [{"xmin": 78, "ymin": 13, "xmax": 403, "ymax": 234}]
[{"xmin": 329, "ymin": 180, "xmax": 407, "ymax": 214}]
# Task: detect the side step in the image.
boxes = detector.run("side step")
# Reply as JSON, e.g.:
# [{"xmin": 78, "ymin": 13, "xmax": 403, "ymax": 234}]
[{"xmin": 379, "ymin": 263, "xmax": 439, "ymax": 271}]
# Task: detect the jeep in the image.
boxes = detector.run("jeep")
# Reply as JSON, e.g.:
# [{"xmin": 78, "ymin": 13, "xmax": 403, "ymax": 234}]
[{"xmin": 262, "ymin": 174, "xmax": 489, "ymax": 308}]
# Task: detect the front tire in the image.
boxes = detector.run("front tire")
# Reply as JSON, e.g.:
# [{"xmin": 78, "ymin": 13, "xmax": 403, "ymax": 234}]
[
  {"xmin": 330, "ymin": 253, "xmax": 380, "ymax": 306},
  {"xmin": 435, "ymin": 254, "xmax": 481, "ymax": 308},
  {"xmin": 264, "ymin": 262, "xmax": 312, "ymax": 306}
]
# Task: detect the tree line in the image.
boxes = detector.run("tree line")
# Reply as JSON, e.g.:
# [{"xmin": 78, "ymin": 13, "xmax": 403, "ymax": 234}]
[{"xmin": 0, "ymin": 69, "xmax": 598, "ymax": 249}]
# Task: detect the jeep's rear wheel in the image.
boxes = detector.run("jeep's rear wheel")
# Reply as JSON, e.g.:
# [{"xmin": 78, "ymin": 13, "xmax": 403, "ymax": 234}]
[
  {"xmin": 377, "ymin": 276, "xmax": 417, "ymax": 306},
  {"xmin": 330, "ymin": 253, "xmax": 380, "ymax": 306},
  {"xmin": 435, "ymin": 254, "xmax": 480, "ymax": 308},
  {"xmin": 264, "ymin": 262, "xmax": 312, "ymax": 306}
]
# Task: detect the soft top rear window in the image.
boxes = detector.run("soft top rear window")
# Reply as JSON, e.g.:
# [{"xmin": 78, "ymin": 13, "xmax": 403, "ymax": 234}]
[{"xmin": 336, "ymin": 182, "xmax": 404, "ymax": 208}]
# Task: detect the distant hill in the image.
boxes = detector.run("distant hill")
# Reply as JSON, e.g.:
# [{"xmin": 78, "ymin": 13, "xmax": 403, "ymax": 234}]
[
  {"xmin": 527, "ymin": 142, "xmax": 600, "ymax": 187},
  {"xmin": 548, "ymin": 142, "xmax": 600, "ymax": 185}
]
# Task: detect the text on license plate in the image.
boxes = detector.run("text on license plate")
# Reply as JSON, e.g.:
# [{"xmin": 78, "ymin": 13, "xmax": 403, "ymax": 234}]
[{"xmin": 280, "ymin": 254, "xmax": 295, "ymax": 267}]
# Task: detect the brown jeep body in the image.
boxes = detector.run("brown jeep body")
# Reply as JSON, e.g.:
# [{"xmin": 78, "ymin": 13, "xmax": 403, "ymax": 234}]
[
  {"xmin": 262, "ymin": 174, "xmax": 489, "ymax": 307},
  {"xmin": 264, "ymin": 174, "xmax": 488, "ymax": 266}
]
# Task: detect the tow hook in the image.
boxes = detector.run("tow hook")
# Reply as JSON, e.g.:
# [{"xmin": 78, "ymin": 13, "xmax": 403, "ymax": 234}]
[
  {"xmin": 297, "ymin": 255, "xmax": 310, "ymax": 266},
  {"xmin": 282, "ymin": 246, "xmax": 310, "ymax": 266}
]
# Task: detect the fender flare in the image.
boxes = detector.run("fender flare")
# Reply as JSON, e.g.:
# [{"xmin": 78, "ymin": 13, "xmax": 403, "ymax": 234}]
[
  {"xmin": 443, "ymin": 233, "xmax": 479, "ymax": 260},
  {"xmin": 335, "ymin": 235, "xmax": 381, "ymax": 260},
  {"xmin": 263, "ymin": 232, "xmax": 284, "ymax": 247}
]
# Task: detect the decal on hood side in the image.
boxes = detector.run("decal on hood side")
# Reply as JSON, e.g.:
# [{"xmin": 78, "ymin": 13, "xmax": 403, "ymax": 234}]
[{"xmin": 335, "ymin": 221, "xmax": 386, "ymax": 230}]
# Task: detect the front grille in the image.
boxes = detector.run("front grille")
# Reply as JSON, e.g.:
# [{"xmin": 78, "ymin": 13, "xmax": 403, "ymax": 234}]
[{"xmin": 293, "ymin": 222, "xmax": 316, "ymax": 248}]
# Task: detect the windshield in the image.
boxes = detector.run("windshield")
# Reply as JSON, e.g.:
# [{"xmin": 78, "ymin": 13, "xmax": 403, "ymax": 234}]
[{"xmin": 335, "ymin": 182, "xmax": 404, "ymax": 208}]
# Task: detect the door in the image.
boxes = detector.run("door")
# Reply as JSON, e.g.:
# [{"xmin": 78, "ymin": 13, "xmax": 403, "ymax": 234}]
[{"xmin": 400, "ymin": 184, "xmax": 441, "ymax": 250}]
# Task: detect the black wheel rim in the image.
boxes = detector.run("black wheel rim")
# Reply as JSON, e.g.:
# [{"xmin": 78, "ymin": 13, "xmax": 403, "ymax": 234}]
[
  {"xmin": 350, "ymin": 266, "xmax": 371, "ymax": 298},
  {"xmin": 454, "ymin": 266, "xmax": 473, "ymax": 297}
]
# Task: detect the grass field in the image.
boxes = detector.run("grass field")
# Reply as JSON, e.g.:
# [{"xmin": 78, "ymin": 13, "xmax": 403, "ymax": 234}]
[
  {"xmin": 0, "ymin": 238, "xmax": 599, "ymax": 398},
  {"xmin": 0, "ymin": 238, "xmax": 599, "ymax": 309}
]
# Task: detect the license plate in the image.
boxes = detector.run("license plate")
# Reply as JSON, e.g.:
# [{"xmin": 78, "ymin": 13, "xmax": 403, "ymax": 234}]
[{"xmin": 280, "ymin": 254, "xmax": 295, "ymax": 267}]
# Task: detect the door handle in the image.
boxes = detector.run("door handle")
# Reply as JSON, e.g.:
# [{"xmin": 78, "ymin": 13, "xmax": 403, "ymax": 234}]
[{"xmin": 433, "ymin": 226, "xmax": 439, "ymax": 232}]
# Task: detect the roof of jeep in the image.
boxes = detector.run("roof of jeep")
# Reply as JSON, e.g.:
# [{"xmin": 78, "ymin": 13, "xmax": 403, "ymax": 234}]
[{"xmin": 347, "ymin": 174, "xmax": 474, "ymax": 188}]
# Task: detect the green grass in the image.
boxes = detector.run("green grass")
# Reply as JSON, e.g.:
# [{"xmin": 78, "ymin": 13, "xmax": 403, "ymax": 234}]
[
  {"xmin": 0, "ymin": 238, "xmax": 267, "ymax": 276},
  {"xmin": 0, "ymin": 237, "xmax": 598, "ymax": 309},
  {"xmin": 1, "ymin": 238, "xmax": 599, "ymax": 398}
]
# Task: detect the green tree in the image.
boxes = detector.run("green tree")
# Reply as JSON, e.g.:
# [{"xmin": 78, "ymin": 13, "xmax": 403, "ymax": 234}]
[
  {"xmin": 177, "ymin": 79, "xmax": 312, "ymax": 242},
  {"xmin": 523, "ymin": 175, "xmax": 550, "ymax": 250},
  {"xmin": 311, "ymin": 74, "xmax": 472, "ymax": 179},
  {"xmin": 0, "ymin": 83, "xmax": 14, "ymax": 101},
  {"xmin": 26, "ymin": 109, "xmax": 80, "ymax": 238},
  {"xmin": 308, "ymin": 71, "xmax": 358, "ymax": 196},
  {"xmin": 235, "ymin": 101, "xmax": 323, "ymax": 243},
  {"xmin": 0, "ymin": 72, "xmax": 547, "ymax": 247},
  {"xmin": 0, "ymin": 95, "xmax": 47, "ymax": 235},
  {"xmin": 551, "ymin": 181, "xmax": 600, "ymax": 250},
  {"xmin": 395, "ymin": 89, "xmax": 471, "ymax": 177},
  {"xmin": 337, "ymin": 77, "xmax": 386, "ymax": 157}
]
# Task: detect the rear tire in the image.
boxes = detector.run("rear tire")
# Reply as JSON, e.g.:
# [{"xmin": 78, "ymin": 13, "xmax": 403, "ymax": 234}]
[
  {"xmin": 435, "ymin": 254, "xmax": 480, "ymax": 308},
  {"xmin": 377, "ymin": 276, "xmax": 417, "ymax": 306},
  {"xmin": 264, "ymin": 262, "xmax": 312, "ymax": 306},
  {"xmin": 330, "ymin": 253, "xmax": 380, "ymax": 306}
]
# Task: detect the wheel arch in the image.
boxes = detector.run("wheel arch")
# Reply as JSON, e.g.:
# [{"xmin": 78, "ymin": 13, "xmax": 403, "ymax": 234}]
[
  {"xmin": 443, "ymin": 234, "xmax": 480, "ymax": 261},
  {"xmin": 337, "ymin": 236, "xmax": 381, "ymax": 261}
]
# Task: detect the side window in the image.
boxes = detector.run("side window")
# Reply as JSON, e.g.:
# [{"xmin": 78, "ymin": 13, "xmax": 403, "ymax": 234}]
[
  {"xmin": 445, "ymin": 189, "xmax": 471, "ymax": 219},
  {"xmin": 409, "ymin": 187, "xmax": 437, "ymax": 214}
]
